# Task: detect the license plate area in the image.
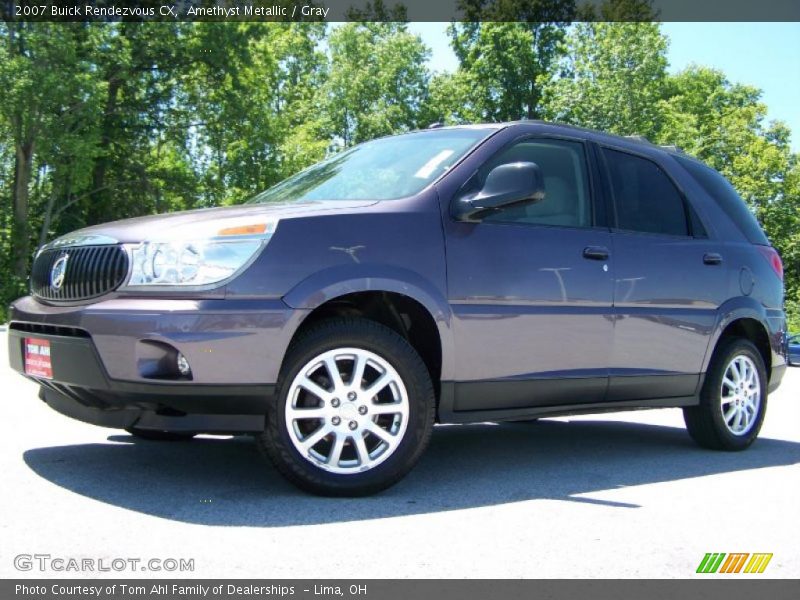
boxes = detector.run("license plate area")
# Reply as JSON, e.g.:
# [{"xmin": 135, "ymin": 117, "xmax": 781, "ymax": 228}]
[{"xmin": 24, "ymin": 337, "xmax": 53, "ymax": 379}]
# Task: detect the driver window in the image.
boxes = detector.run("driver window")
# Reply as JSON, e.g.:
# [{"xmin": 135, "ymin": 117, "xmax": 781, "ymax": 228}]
[{"xmin": 479, "ymin": 139, "xmax": 592, "ymax": 228}]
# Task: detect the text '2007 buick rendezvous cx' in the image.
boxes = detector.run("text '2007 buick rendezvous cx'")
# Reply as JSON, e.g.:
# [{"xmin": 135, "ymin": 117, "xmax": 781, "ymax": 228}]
[{"xmin": 7, "ymin": 121, "xmax": 789, "ymax": 496}]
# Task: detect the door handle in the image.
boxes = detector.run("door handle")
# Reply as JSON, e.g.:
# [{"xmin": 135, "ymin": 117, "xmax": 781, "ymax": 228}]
[
  {"xmin": 583, "ymin": 246, "xmax": 609, "ymax": 261},
  {"xmin": 703, "ymin": 252, "xmax": 723, "ymax": 265}
]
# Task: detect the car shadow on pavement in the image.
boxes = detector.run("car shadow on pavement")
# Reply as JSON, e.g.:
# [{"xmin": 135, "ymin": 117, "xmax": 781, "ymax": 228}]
[{"xmin": 23, "ymin": 419, "xmax": 800, "ymax": 527}]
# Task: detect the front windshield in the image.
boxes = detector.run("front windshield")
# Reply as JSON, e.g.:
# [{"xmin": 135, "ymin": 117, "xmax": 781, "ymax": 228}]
[{"xmin": 248, "ymin": 128, "xmax": 495, "ymax": 204}]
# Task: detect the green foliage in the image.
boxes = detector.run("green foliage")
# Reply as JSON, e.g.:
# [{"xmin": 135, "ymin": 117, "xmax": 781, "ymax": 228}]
[
  {"xmin": 183, "ymin": 22, "xmax": 329, "ymax": 205},
  {"xmin": 322, "ymin": 22, "xmax": 430, "ymax": 147},
  {"xmin": 0, "ymin": 19, "xmax": 798, "ymax": 332},
  {"xmin": 657, "ymin": 66, "xmax": 800, "ymax": 305},
  {"xmin": 786, "ymin": 296, "xmax": 800, "ymax": 334},
  {"xmin": 542, "ymin": 21, "xmax": 668, "ymax": 139},
  {"xmin": 432, "ymin": 16, "xmax": 573, "ymax": 122},
  {"xmin": 0, "ymin": 23, "xmax": 106, "ymax": 276},
  {"xmin": 576, "ymin": 0, "xmax": 658, "ymax": 20}
]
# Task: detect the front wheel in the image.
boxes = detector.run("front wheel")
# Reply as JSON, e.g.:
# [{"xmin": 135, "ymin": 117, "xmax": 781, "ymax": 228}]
[
  {"xmin": 683, "ymin": 338, "xmax": 767, "ymax": 451},
  {"xmin": 257, "ymin": 318, "xmax": 436, "ymax": 496}
]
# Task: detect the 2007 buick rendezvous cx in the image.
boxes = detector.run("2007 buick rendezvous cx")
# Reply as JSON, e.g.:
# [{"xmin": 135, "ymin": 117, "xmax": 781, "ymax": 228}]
[{"xmin": 8, "ymin": 122, "xmax": 789, "ymax": 496}]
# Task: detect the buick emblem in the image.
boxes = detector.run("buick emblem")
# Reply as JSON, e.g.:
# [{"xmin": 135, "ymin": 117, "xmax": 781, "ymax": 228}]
[{"xmin": 50, "ymin": 254, "xmax": 69, "ymax": 290}]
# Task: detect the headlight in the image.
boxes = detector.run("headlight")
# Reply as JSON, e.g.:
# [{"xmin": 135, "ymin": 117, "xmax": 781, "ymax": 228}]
[{"xmin": 122, "ymin": 219, "xmax": 278, "ymax": 289}]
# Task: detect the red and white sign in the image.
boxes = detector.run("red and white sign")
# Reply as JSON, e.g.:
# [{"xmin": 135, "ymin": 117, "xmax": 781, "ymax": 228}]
[{"xmin": 24, "ymin": 337, "xmax": 53, "ymax": 379}]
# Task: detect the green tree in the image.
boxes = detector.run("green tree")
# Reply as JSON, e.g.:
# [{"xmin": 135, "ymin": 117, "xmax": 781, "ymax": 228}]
[
  {"xmin": 431, "ymin": 1, "xmax": 575, "ymax": 123},
  {"xmin": 658, "ymin": 66, "xmax": 800, "ymax": 309},
  {"xmin": 184, "ymin": 22, "xmax": 328, "ymax": 205},
  {"xmin": 321, "ymin": 21, "xmax": 430, "ymax": 147},
  {"xmin": 79, "ymin": 23, "xmax": 191, "ymax": 225},
  {"xmin": 542, "ymin": 21, "xmax": 668, "ymax": 139},
  {"xmin": 265, "ymin": 23, "xmax": 330, "ymax": 182},
  {"xmin": 345, "ymin": 0, "xmax": 408, "ymax": 21},
  {"xmin": 0, "ymin": 23, "xmax": 104, "ymax": 278},
  {"xmin": 576, "ymin": 0, "xmax": 658, "ymax": 20}
]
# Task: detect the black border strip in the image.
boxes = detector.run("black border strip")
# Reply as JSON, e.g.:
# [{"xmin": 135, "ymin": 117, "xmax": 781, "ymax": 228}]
[
  {"xmin": 2, "ymin": 0, "xmax": 800, "ymax": 23},
  {"xmin": 4, "ymin": 579, "xmax": 800, "ymax": 600}
]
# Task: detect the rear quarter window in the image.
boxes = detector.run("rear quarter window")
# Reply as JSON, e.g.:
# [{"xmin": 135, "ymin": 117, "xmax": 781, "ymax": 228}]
[{"xmin": 677, "ymin": 156, "xmax": 769, "ymax": 245}]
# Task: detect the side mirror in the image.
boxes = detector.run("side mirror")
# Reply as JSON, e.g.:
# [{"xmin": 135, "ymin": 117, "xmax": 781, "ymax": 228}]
[{"xmin": 453, "ymin": 161, "xmax": 545, "ymax": 222}]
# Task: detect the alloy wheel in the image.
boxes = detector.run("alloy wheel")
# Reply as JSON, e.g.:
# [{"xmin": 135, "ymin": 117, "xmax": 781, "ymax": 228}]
[
  {"xmin": 284, "ymin": 347, "xmax": 410, "ymax": 474},
  {"xmin": 719, "ymin": 355, "xmax": 761, "ymax": 436}
]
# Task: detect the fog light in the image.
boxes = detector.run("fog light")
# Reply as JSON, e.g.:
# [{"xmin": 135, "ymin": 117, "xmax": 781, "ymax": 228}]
[{"xmin": 176, "ymin": 352, "xmax": 192, "ymax": 377}]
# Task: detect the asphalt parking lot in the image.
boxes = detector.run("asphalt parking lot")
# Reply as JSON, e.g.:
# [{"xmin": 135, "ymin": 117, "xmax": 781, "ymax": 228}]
[{"xmin": 1, "ymin": 329, "xmax": 798, "ymax": 579}]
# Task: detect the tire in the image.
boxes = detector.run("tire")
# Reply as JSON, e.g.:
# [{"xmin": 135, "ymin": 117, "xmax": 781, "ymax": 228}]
[
  {"xmin": 125, "ymin": 428, "xmax": 197, "ymax": 441},
  {"xmin": 257, "ymin": 317, "xmax": 435, "ymax": 496},
  {"xmin": 683, "ymin": 337, "xmax": 767, "ymax": 451}
]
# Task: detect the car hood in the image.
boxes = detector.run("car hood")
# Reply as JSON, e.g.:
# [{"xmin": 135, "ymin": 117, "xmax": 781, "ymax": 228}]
[{"xmin": 43, "ymin": 200, "xmax": 377, "ymax": 247}]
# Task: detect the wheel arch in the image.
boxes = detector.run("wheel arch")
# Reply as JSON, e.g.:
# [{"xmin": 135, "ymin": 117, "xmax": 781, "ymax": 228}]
[
  {"xmin": 705, "ymin": 299, "xmax": 773, "ymax": 379},
  {"xmin": 282, "ymin": 266, "xmax": 454, "ymax": 393}
]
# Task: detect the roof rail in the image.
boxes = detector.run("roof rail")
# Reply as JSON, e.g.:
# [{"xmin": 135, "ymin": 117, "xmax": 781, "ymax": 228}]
[
  {"xmin": 625, "ymin": 134, "xmax": 652, "ymax": 144},
  {"xmin": 659, "ymin": 144, "xmax": 685, "ymax": 153},
  {"xmin": 427, "ymin": 122, "xmax": 444, "ymax": 129}
]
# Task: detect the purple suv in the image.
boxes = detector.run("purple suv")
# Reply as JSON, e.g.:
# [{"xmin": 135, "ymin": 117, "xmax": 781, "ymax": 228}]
[{"xmin": 7, "ymin": 122, "xmax": 788, "ymax": 495}]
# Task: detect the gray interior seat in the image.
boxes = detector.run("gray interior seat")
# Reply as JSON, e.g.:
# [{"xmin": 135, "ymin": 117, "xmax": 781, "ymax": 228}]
[{"xmin": 486, "ymin": 142, "xmax": 587, "ymax": 227}]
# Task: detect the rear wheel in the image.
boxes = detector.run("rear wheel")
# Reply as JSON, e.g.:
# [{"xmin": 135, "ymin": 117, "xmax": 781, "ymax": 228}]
[
  {"xmin": 257, "ymin": 318, "xmax": 435, "ymax": 496},
  {"xmin": 125, "ymin": 428, "xmax": 196, "ymax": 441},
  {"xmin": 683, "ymin": 338, "xmax": 767, "ymax": 451}
]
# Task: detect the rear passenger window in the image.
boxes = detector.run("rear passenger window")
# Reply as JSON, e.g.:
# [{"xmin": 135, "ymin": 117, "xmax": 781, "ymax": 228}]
[
  {"xmin": 480, "ymin": 139, "xmax": 592, "ymax": 228},
  {"xmin": 602, "ymin": 148, "xmax": 689, "ymax": 236}
]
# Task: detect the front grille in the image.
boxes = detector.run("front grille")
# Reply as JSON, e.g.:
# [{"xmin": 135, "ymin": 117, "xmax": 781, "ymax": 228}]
[{"xmin": 31, "ymin": 245, "xmax": 129, "ymax": 302}]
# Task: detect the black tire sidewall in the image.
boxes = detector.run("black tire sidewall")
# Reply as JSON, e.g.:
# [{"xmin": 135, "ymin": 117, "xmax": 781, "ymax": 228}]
[{"xmin": 262, "ymin": 318, "xmax": 435, "ymax": 495}]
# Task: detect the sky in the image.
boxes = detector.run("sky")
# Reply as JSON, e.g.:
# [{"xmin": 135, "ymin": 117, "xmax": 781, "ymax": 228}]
[{"xmin": 407, "ymin": 22, "xmax": 800, "ymax": 151}]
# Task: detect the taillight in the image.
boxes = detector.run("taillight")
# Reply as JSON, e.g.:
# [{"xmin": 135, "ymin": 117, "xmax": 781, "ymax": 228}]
[{"xmin": 756, "ymin": 246, "xmax": 783, "ymax": 280}]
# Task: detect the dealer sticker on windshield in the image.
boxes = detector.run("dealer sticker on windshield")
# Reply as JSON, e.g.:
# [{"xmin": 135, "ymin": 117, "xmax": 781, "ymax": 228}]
[{"xmin": 24, "ymin": 337, "xmax": 53, "ymax": 379}]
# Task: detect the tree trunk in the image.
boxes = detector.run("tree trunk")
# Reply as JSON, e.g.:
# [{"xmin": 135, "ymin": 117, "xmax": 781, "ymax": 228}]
[
  {"xmin": 39, "ymin": 184, "xmax": 61, "ymax": 248},
  {"xmin": 12, "ymin": 140, "xmax": 34, "ymax": 278},
  {"xmin": 527, "ymin": 75, "xmax": 540, "ymax": 120},
  {"xmin": 87, "ymin": 77, "xmax": 120, "ymax": 224}
]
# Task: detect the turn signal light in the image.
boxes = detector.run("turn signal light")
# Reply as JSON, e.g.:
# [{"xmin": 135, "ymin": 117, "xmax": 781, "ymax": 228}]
[{"xmin": 217, "ymin": 223, "xmax": 268, "ymax": 236}]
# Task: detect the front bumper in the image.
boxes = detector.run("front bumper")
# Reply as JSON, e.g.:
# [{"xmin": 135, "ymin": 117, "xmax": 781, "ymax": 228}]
[{"xmin": 8, "ymin": 295, "xmax": 305, "ymax": 432}]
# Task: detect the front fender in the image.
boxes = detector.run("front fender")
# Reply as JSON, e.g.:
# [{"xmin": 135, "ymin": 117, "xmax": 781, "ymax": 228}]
[{"xmin": 282, "ymin": 264, "xmax": 456, "ymax": 380}]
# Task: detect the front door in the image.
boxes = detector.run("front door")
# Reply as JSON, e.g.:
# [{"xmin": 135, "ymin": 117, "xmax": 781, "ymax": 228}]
[{"xmin": 444, "ymin": 137, "xmax": 615, "ymax": 412}]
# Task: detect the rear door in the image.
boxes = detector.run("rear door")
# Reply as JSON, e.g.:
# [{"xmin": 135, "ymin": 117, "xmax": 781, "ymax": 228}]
[
  {"xmin": 444, "ymin": 135, "xmax": 615, "ymax": 412},
  {"xmin": 598, "ymin": 146, "xmax": 728, "ymax": 402}
]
